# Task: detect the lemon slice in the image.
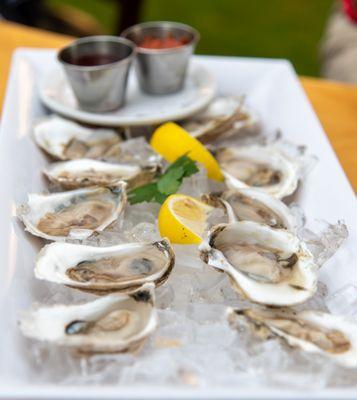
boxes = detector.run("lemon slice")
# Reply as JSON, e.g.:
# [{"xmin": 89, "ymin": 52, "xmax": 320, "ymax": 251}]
[
  {"xmin": 150, "ymin": 122, "xmax": 224, "ymax": 181},
  {"xmin": 158, "ymin": 194, "xmax": 213, "ymax": 244}
]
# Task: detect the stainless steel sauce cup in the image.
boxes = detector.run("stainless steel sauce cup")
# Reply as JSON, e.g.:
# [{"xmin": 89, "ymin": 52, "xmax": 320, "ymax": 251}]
[
  {"xmin": 121, "ymin": 21, "xmax": 200, "ymax": 95},
  {"xmin": 58, "ymin": 36, "xmax": 136, "ymax": 112}
]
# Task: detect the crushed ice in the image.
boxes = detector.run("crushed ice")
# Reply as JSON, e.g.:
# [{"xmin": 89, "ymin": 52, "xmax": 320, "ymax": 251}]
[
  {"xmin": 21, "ymin": 135, "xmax": 356, "ymax": 390},
  {"xmin": 299, "ymin": 220, "xmax": 348, "ymax": 267}
]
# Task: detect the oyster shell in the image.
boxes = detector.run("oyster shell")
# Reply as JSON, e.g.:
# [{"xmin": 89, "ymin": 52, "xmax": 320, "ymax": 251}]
[
  {"xmin": 35, "ymin": 239, "xmax": 175, "ymax": 294},
  {"xmin": 34, "ymin": 116, "xmax": 121, "ymax": 160},
  {"xmin": 43, "ymin": 159, "xmax": 158, "ymax": 190},
  {"xmin": 215, "ymin": 145, "xmax": 299, "ymax": 199},
  {"xmin": 182, "ymin": 96, "xmax": 259, "ymax": 143},
  {"xmin": 228, "ymin": 307, "xmax": 357, "ymax": 368},
  {"xmin": 200, "ymin": 221, "xmax": 317, "ymax": 306},
  {"xmin": 18, "ymin": 183, "xmax": 126, "ymax": 241},
  {"xmin": 203, "ymin": 187, "xmax": 298, "ymax": 231},
  {"xmin": 19, "ymin": 284, "xmax": 157, "ymax": 354}
]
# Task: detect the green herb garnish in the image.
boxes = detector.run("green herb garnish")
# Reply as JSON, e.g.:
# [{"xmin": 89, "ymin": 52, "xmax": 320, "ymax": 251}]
[{"xmin": 128, "ymin": 155, "xmax": 199, "ymax": 204}]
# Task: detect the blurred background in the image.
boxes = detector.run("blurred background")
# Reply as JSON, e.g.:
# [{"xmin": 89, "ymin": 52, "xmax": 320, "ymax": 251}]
[{"xmin": 2, "ymin": 0, "xmax": 356, "ymax": 80}]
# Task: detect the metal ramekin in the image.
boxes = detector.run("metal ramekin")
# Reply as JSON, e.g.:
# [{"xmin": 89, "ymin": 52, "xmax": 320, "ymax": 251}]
[
  {"xmin": 121, "ymin": 21, "xmax": 200, "ymax": 95},
  {"xmin": 58, "ymin": 36, "xmax": 136, "ymax": 112}
]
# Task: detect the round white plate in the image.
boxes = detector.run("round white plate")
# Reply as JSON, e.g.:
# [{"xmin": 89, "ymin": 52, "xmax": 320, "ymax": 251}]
[{"xmin": 39, "ymin": 62, "xmax": 216, "ymax": 127}]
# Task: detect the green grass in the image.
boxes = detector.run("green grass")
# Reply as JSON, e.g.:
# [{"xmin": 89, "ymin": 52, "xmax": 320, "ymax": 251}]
[
  {"xmin": 47, "ymin": 0, "xmax": 334, "ymax": 76},
  {"xmin": 47, "ymin": 0, "xmax": 118, "ymax": 33}
]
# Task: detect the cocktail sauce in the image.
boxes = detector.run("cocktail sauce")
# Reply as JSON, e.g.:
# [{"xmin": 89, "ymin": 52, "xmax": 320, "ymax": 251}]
[{"xmin": 138, "ymin": 34, "xmax": 190, "ymax": 49}]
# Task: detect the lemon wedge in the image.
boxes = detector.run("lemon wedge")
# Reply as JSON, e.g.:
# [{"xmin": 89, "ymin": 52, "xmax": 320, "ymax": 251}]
[
  {"xmin": 150, "ymin": 122, "xmax": 224, "ymax": 181},
  {"xmin": 158, "ymin": 194, "xmax": 213, "ymax": 244}
]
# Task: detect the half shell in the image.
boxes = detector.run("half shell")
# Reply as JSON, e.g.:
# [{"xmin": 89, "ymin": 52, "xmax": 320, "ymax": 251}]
[
  {"xmin": 228, "ymin": 307, "xmax": 357, "ymax": 368},
  {"xmin": 203, "ymin": 187, "xmax": 298, "ymax": 231},
  {"xmin": 18, "ymin": 183, "xmax": 126, "ymax": 241},
  {"xmin": 200, "ymin": 221, "xmax": 317, "ymax": 306},
  {"xmin": 215, "ymin": 145, "xmax": 299, "ymax": 199},
  {"xmin": 19, "ymin": 284, "xmax": 157, "ymax": 353},
  {"xmin": 182, "ymin": 96, "xmax": 259, "ymax": 143},
  {"xmin": 34, "ymin": 116, "xmax": 121, "ymax": 160},
  {"xmin": 43, "ymin": 159, "xmax": 158, "ymax": 190},
  {"xmin": 35, "ymin": 239, "xmax": 175, "ymax": 294}
]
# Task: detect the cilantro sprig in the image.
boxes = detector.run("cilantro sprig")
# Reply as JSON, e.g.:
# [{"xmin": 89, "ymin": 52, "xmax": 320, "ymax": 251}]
[{"xmin": 128, "ymin": 155, "xmax": 198, "ymax": 204}]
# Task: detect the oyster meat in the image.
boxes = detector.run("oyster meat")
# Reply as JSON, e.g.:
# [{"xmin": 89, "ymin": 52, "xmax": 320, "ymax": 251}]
[
  {"xmin": 200, "ymin": 220, "xmax": 317, "ymax": 306},
  {"xmin": 228, "ymin": 307, "xmax": 357, "ymax": 368},
  {"xmin": 34, "ymin": 116, "xmax": 121, "ymax": 160},
  {"xmin": 18, "ymin": 183, "xmax": 126, "ymax": 241},
  {"xmin": 182, "ymin": 96, "xmax": 259, "ymax": 143},
  {"xmin": 215, "ymin": 145, "xmax": 299, "ymax": 199},
  {"xmin": 35, "ymin": 239, "xmax": 175, "ymax": 294},
  {"xmin": 19, "ymin": 284, "xmax": 157, "ymax": 353},
  {"xmin": 43, "ymin": 159, "xmax": 158, "ymax": 190}
]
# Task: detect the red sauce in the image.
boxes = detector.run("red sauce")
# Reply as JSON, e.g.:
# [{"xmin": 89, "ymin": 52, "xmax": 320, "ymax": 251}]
[{"xmin": 138, "ymin": 34, "xmax": 190, "ymax": 49}]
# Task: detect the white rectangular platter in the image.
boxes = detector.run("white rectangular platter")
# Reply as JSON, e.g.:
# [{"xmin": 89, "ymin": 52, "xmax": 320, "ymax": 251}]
[{"xmin": 0, "ymin": 49, "xmax": 356, "ymax": 399}]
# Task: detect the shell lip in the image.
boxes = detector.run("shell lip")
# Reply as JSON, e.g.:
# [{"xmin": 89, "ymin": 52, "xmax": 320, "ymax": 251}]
[{"xmin": 153, "ymin": 237, "xmax": 176, "ymax": 286}]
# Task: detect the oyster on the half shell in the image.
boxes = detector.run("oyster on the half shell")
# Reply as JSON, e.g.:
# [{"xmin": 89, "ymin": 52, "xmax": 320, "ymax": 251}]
[
  {"xmin": 203, "ymin": 186, "xmax": 299, "ymax": 232},
  {"xmin": 34, "ymin": 116, "xmax": 121, "ymax": 160},
  {"xmin": 228, "ymin": 307, "xmax": 357, "ymax": 368},
  {"xmin": 43, "ymin": 159, "xmax": 159, "ymax": 190},
  {"xmin": 35, "ymin": 239, "xmax": 175, "ymax": 294},
  {"xmin": 200, "ymin": 221, "xmax": 317, "ymax": 306},
  {"xmin": 182, "ymin": 96, "xmax": 259, "ymax": 143},
  {"xmin": 19, "ymin": 283, "xmax": 157, "ymax": 354},
  {"xmin": 215, "ymin": 145, "xmax": 299, "ymax": 199},
  {"xmin": 18, "ymin": 183, "xmax": 126, "ymax": 241}
]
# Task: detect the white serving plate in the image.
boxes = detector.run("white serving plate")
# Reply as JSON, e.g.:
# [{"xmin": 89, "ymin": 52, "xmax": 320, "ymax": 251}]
[
  {"xmin": 0, "ymin": 49, "xmax": 356, "ymax": 400},
  {"xmin": 40, "ymin": 62, "xmax": 216, "ymax": 126}
]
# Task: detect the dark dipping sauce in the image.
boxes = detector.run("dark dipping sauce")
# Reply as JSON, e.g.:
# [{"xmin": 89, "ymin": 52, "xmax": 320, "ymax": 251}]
[
  {"xmin": 138, "ymin": 34, "xmax": 190, "ymax": 49},
  {"xmin": 68, "ymin": 53, "xmax": 123, "ymax": 67}
]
